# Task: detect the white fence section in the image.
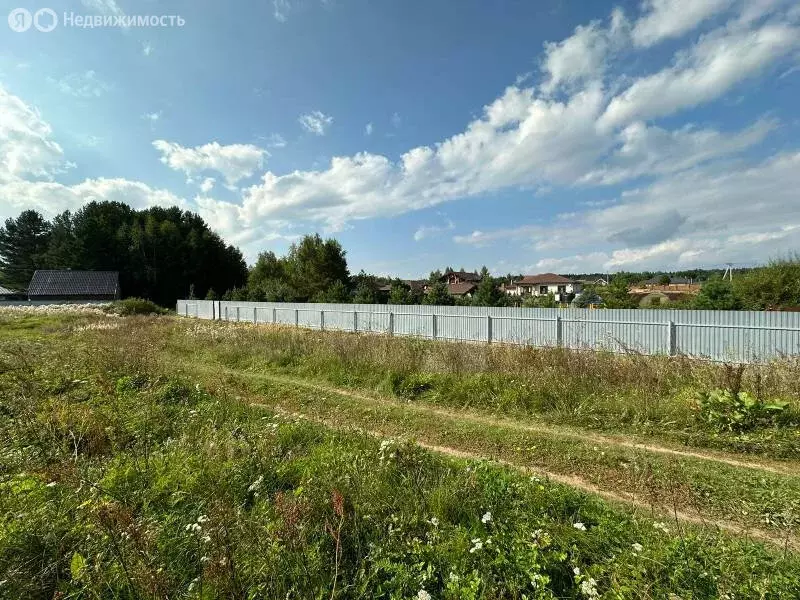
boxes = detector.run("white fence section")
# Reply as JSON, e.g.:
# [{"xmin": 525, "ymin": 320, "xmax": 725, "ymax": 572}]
[{"xmin": 176, "ymin": 300, "xmax": 800, "ymax": 363}]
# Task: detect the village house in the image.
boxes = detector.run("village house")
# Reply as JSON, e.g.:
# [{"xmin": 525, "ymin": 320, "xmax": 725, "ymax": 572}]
[
  {"xmin": 27, "ymin": 270, "xmax": 120, "ymax": 301},
  {"xmin": 439, "ymin": 271, "xmax": 481, "ymax": 298},
  {"xmin": 504, "ymin": 273, "xmax": 582, "ymax": 303}
]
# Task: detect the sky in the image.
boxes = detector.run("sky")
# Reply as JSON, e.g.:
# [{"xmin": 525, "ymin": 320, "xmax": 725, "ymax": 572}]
[{"xmin": 1, "ymin": 0, "xmax": 799, "ymax": 278}]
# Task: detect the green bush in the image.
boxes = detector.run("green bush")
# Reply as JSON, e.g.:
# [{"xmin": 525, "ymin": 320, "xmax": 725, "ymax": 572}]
[
  {"xmin": 104, "ymin": 297, "xmax": 167, "ymax": 316},
  {"xmin": 695, "ymin": 389, "xmax": 789, "ymax": 433}
]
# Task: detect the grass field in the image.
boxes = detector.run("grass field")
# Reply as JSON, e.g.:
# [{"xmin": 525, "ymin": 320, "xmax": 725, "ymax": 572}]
[{"xmin": 2, "ymin": 307, "xmax": 800, "ymax": 598}]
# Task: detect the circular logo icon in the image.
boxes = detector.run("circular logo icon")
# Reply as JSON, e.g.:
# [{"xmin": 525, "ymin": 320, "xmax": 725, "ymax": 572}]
[
  {"xmin": 34, "ymin": 8, "xmax": 57, "ymax": 32},
  {"xmin": 8, "ymin": 7, "xmax": 32, "ymax": 32}
]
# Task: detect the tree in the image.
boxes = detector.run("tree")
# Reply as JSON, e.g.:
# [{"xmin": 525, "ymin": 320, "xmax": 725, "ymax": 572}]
[
  {"xmin": 205, "ymin": 288, "xmax": 219, "ymax": 300},
  {"xmin": 602, "ymin": 277, "xmax": 638, "ymax": 309},
  {"xmin": 472, "ymin": 275, "xmax": 505, "ymax": 307},
  {"xmin": 573, "ymin": 287, "xmax": 602, "ymax": 308},
  {"xmin": 0, "ymin": 210, "xmax": 51, "ymax": 289},
  {"xmin": 658, "ymin": 274, "xmax": 671, "ymax": 286},
  {"xmin": 423, "ymin": 281, "xmax": 454, "ymax": 306},
  {"xmin": 523, "ymin": 293, "xmax": 557, "ymax": 308},
  {"xmin": 693, "ymin": 277, "xmax": 739, "ymax": 310},
  {"xmin": 731, "ymin": 256, "xmax": 800, "ymax": 310},
  {"xmin": 314, "ymin": 280, "xmax": 350, "ymax": 303},
  {"xmin": 388, "ymin": 281, "xmax": 413, "ymax": 305},
  {"xmin": 284, "ymin": 234, "xmax": 349, "ymax": 301}
]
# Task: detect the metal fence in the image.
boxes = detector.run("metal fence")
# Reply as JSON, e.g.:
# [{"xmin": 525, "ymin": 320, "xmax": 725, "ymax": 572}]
[{"xmin": 176, "ymin": 299, "xmax": 800, "ymax": 363}]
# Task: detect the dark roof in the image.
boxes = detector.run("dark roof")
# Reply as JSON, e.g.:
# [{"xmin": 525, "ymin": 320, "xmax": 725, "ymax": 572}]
[
  {"xmin": 27, "ymin": 270, "xmax": 119, "ymax": 297},
  {"xmin": 448, "ymin": 282, "xmax": 477, "ymax": 296},
  {"xmin": 403, "ymin": 279, "xmax": 428, "ymax": 291},
  {"xmin": 642, "ymin": 276, "xmax": 694, "ymax": 285},
  {"xmin": 517, "ymin": 273, "xmax": 574, "ymax": 285},
  {"xmin": 441, "ymin": 271, "xmax": 481, "ymax": 282}
]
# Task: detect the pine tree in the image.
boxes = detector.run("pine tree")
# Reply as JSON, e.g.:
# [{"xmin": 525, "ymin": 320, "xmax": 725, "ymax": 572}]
[{"xmin": 0, "ymin": 210, "xmax": 51, "ymax": 289}]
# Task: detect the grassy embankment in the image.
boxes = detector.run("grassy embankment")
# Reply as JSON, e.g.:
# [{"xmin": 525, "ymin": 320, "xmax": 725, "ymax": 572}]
[{"xmin": 1, "ymin": 308, "xmax": 799, "ymax": 598}]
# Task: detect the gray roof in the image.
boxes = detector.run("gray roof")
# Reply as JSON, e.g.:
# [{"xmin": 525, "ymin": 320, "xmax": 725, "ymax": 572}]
[
  {"xmin": 27, "ymin": 270, "xmax": 119, "ymax": 297},
  {"xmin": 0, "ymin": 285, "xmax": 21, "ymax": 295}
]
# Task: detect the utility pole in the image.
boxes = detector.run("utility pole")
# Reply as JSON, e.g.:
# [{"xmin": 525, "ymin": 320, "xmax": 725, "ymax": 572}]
[{"xmin": 723, "ymin": 263, "xmax": 734, "ymax": 281}]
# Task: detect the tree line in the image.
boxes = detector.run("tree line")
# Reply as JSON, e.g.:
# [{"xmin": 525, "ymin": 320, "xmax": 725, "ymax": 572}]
[{"xmin": 0, "ymin": 203, "xmax": 247, "ymax": 307}]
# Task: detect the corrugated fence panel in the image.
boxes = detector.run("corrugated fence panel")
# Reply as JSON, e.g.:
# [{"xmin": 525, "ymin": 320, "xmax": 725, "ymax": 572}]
[{"xmin": 175, "ymin": 300, "xmax": 800, "ymax": 362}]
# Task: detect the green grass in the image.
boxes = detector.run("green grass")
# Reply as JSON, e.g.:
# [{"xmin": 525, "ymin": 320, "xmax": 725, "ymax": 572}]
[{"xmin": 2, "ymin": 311, "xmax": 800, "ymax": 598}]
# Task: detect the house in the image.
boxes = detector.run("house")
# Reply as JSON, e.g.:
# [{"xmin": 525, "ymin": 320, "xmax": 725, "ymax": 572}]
[
  {"xmin": 448, "ymin": 282, "xmax": 477, "ymax": 297},
  {"xmin": 0, "ymin": 285, "xmax": 25, "ymax": 300},
  {"xmin": 506, "ymin": 273, "xmax": 582, "ymax": 303},
  {"xmin": 500, "ymin": 282, "xmax": 520, "ymax": 296},
  {"xmin": 27, "ymin": 270, "xmax": 120, "ymax": 301},
  {"xmin": 440, "ymin": 271, "xmax": 481, "ymax": 285}
]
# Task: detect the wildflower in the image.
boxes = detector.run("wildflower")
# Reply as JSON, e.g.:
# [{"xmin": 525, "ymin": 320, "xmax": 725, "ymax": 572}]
[
  {"xmin": 448, "ymin": 572, "xmax": 459, "ymax": 582},
  {"xmin": 185, "ymin": 523, "xmax": 202, "ymax": 533},
  {"xmin": 248, "ymin": 475, "xmax": 264, "ymax": 492},
  {"xmin": 654, "ymin": 521, "xmax": 670, "ymax": 534},
  {"xmin": 573, "ymin": 567, "xmax": 581, "ymax": 576},
  {"xmin": 481, "ymin": 511, "xmax": 492, "ymax": 524},
  {"xmin": 417, "ymin": 590, "xmax": 432, "ymax": 600},
  {"xmin": 202, "ymin": 535, "xmax": 211, "ymax": 544},
  {"xmin": 632, "ymin": 542, "xmax": 643, "ymax": 553},
  {"xmin": 573, "ymin": 522, "xmax": 586, "ymax": 531},
  {"xmin": 469, "ymin": 538, "xmax": 483, "ymax": 553},
  {"xmin": 579, "ymin": 577, "xmax": 599, "ymax": 599},
  {"xmin": 46, "ymin": 482, "xmax": 57, "ymax": 487},
  {"xmin": 429, "ymin": 517, "xmax": 439, "ymax": 527},
  {"xmin": 197, "ymin": 515, "xmax": 209, "ymax": 524}
]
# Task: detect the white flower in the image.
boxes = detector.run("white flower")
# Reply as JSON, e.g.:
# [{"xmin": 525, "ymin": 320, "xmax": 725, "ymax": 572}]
[
  {"xmin": 197, "ymin": 515, "xmax": 208, "ymax": 524},
  {"xmin": 469, "ymin": 538, "xmax": 483, "ymax": 553},
  {"xmin": 632, "ymin": 542, "xmax": 643, "ymax": 553},
  {"xmin": 248, "ymin": 475, "xmax": 264, "ymax": 492},
  {"xmin": 46, "ymin": 482, "xmax": 57, "ymax": 487},
  {"xmin": 448, "ymin": 572, "xmax": 459, "ymax": 582},
  {"xmin": 654, "ymin": 521, "xmax": 670, "ymax": 534},
  {"xmin": 202, "ymin": 535, "xmax": 212, "ymax": 544},
  {"xmin": 417, "ymin": 590, "xmax": 432, "ymax": 600},
  {"xmin": 573, "ymin": 567, "xmax": 581, "ymax": 576},
  {"xmin": 481, "ymin": 511, "xmax": 492, "ymax": 524},
  {"xmin": 573, "ymin": 522, "xmax": 586, "ymax": 531},
  {"xmin": 185, "ymin": 523, "xmax": 202, "ymax": 533},
  {"xmin": 579, "ymin": 577, "xmax": 599, "ymax": 599},
  {"xmin": 429, "ymin": 517, "xmax": 439, "ymax": 527}
]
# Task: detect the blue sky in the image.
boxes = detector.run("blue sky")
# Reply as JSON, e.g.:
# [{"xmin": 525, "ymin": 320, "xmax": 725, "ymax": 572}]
[{"xmin": 1, "ymin": 0, "xmax": 799, "ymax": 278}]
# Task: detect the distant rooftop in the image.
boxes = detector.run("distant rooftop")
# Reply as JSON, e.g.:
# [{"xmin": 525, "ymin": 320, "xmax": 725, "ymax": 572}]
[{"xmin": 27, "ymin": 270, "xmax": 120, "ymax": 298}]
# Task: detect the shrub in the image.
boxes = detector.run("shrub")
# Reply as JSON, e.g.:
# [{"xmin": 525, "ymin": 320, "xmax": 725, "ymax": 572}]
[
  {"xmin": 104, "ymin": 298, "xmax": 167, "ymax": 316},
  {"xmin": 695, "ymin": 389, "xmax": 789, "ymax": 433}
]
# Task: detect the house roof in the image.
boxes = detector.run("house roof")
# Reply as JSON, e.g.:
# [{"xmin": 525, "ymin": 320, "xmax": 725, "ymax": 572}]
[
  {"xmin": 0, "ymin": 285, "xmax": 21, "ymax": 295},
  {"xmin": 447, "ymin": 282, "xmax": 477, "ymax": 295},
  {"xmin": 441, "ymin": 270, "xmax": 481, "ymax": 282},
  {"xmin": 27, "ymin": 270, "xmax": 119, "ymax": 297},
  {"xmin": 403, "ymin": 279, "xmax": 428, "ymax": 291},
  {"xmin": 642, "ymin": 276, "xmax": 693, "ymax": 285},
  {"xmin": 516, "ymin": 273, "xmax": 574, "ymax": 285}
]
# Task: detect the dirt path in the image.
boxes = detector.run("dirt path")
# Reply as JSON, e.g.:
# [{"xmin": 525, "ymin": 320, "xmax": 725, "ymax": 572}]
[
  {"xmin": 258, "ymin": 402, "xmax": 799, "ymax": 552},
  {"xmin": 254, "ymin": 371, "xmax": 796, "ymax": 476}
]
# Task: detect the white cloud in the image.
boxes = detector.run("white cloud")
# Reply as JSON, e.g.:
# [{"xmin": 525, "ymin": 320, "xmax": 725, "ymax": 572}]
[
  {"xmin": 365, "ymin": 122, "xmax": 374, "ymax": 136},
  {"xmin": 601, "ymin": 21, "xmax": 800, "ymax": 128},
  {"xmin": 52, "ymin": 70, "xmax": 111, "ymax": 98},
  {"xmin": 142, "ymin": 42, "xmax": 153, "ymax": 57},
  {"xmin": 274, "ymin": 0, "xmax": 290, "ymax": 22},
  {"xmin": 265, "ymin": 133, "xmax": 286, "ymax": 148},
  {"xmin": 81, "ymin": 0, "xmax": 125, "ymax": 17},
  {"xmin": 540, "ymin": 8, "xmax": 628, "ymax": 93},
  {"xmin": 199, "ymin": 177, "xmax": 216, "ymax": 194},
  {"xmin": 141, "ymin": 111, "xmax": 162, "ymax": 124},
  {"xmin": 152, "ymin": 140, "xmax": 268, "ymax": 185},
  {"xmin": 413, "ymin": 218, "xmax": 454, "ymax": 241},
  {"xmin": 298, "ymin": 111, "xmax": 333, "ymax": 136},
  {"xmin": 0, "ymin": 85, "xmax": 69, "ymax": 183},
  {"xmin": 632, "ymin": 0, "xmax": 734, "ymax": 47},
  {"xmin": 0, "ymin": 177, "xmax": 189, "ymax": 223},
  {"xmin": 391, "ymin": 112, "xmax": 402, "ymax": 128}
]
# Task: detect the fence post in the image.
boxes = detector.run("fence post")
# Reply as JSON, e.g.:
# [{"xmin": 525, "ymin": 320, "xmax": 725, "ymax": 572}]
[
  {"xmin": 236, "ymin": 306, "xmax": 240, "ymax": 322},
  {"xmin": 388, "ymin": 311, "xmax": 394, "ymax": 336},
  {"xmin": 272, "ymin": 307, "xmax": 277, "ymax": 324},
  {"xmin": 487, "ymin": 315, "xmax": 493, "ymax": 344},
  {"xmin": 295, "ymin": 308, "xmax": 299, "ymax": 328},
  {"xmin": 667, "ymin": 320, "xmax": 676, "ymax": 356},
  {"xmin": 185, "ymin": 304, "xmax": 188, "ymax": 317},
  {"xmin": 353, "ymin": 310, "xmax": 358, "ymax": 332},
  {"xmin": 432, "ymin": 313, "xmax": 437, "ymax": 340},
  {"xmin": 320, "ymin": 310, "xmax": 325, "ymax": 331},
  {"xmin": 225, "ymin": 306, "xmax": 228, "ymax": 321},
  {"xmin": 254, "ymin": 307, "xmax": 257, "ymax": 323},
  {"xmin": 556, "ymin": 315, "xmax": 563, "ymax": 348},
  {"xmin": 212, "ymin": 301, "xmax": 215, "ymax": 320}
]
